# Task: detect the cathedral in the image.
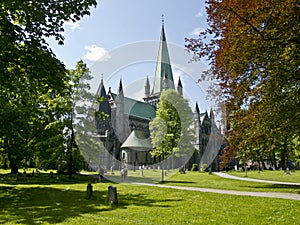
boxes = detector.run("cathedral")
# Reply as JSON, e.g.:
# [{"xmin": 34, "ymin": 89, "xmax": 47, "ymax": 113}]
[{"xmin": 95, "ymin": 22, "xmax": 221, "ymax": 171}]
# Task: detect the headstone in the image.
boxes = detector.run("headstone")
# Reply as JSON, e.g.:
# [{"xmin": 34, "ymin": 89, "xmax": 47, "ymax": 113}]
[
  {"xmin": 286, "ymin": 168, "xmax": 290, "ymax": 176},
  {"xmin": 86, "ymin": 183, "xmax": 93, "ymax": 199},
  {"xmin": 139, "ymin": 166, "xmax": 143, "ymax": 177},
  {"xmin": 99, "ymin": 167, "xmax": 104, "ymax": 181},
  {"xmin": 108, "ymin": 186, "xmax": 118, "ymax": 205},
  {"xmin": 121, "ymin": 167, "xmax": 127, "ymax": 181}
]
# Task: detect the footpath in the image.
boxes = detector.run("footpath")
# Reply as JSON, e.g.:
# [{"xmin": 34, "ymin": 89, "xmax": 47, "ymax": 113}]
[
  {"xmin": 214, "ymin": 172, "xmax": 300, "ymax": 186},
  {"xmin": 133, "ymin": 172, "xmax": 300, "ymax": 201}
]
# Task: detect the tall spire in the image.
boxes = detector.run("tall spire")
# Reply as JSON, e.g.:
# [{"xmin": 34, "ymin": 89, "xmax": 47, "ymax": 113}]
[{"xmin": 151, "ymin": 16, "xmax": 175, "ymax": 94}]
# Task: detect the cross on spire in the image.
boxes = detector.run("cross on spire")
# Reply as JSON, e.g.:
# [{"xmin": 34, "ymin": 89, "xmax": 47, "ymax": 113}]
[{"xmin": 162, "ymin": 14, "xmax": 164, "ymax": 26}]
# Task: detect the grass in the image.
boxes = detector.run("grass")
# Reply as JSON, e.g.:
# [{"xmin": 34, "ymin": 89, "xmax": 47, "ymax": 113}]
[
  {"xmin": 162, "ymin": 171, "xmax": 300, "ymax": 194},
  {"xmin": 101, "ymin": 169, "xmax": 300, "ymax": 194},
  {"xmin": 227, "ymin": 170, "xmax": 300, "ymax": 183},
  {"xmin": 0, "ymin": 170, "xmax": 300, "ymax": 224}
]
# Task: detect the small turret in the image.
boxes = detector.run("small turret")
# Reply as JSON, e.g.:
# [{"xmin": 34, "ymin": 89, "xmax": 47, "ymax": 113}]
[
  {"xmin": 177, "ymin": 77, "xmax": 183, "ymax": 95},
  {"xmin": 194, "ymin": 102, "xmax": 200, "ymax": 147},
  {"xmin": 145, "ymin": 76, "xmax": 150, "ymax": 98},
  {"xmin": 210, "ymin": 107, "xmax": 215, "ymax": 123}
]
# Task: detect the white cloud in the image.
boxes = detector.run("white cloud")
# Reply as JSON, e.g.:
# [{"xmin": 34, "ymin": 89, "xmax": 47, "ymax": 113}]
[
  {"xmin": 189, "ymin": 27, "xmax": 205, "ymax": 36},
  {"xmin": 64, "ymin": 20, "xmax": 81, "ymax": 31},
  {"xmin": 195, "ymin": 11, "xmax": 204, "ymax": 17},
  {"xmin": 83, "ymin": 44, "xmax": 111, "ymax": 62}
]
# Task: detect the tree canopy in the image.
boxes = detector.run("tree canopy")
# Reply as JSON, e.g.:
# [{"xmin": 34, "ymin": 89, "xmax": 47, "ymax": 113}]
[
  {"xmin": 149, "ymin": 90, "xmax": 195, "ymax": 164},
  {"xmin": 185, "ymin": 0, "xmax": 300, "ymax": 168},
  {"xmin": 0, "ymin": 0, "xmax": 97, "ymax": 172}
]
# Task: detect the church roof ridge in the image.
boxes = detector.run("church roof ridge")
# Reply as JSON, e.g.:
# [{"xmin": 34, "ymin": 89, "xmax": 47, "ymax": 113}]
[{"xmin": 111, "ymin": 93, "xmax": 156, "ymax": 120}]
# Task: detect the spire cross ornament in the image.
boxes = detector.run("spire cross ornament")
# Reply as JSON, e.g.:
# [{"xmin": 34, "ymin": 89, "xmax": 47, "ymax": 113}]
[{"xmin": 162, "ymin": 14, "xmax": 164, "ymax": 26}]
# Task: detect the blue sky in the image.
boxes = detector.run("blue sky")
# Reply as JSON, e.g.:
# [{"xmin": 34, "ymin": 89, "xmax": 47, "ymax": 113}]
[{"xmin": 48, "ymin": 0, "xmax": 218, "ymax": 116}]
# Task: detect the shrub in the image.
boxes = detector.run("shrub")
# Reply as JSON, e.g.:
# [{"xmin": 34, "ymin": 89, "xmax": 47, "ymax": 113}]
[{"xmin": 191, "ymin": 163, "xmax": 199, "ymax": 171}]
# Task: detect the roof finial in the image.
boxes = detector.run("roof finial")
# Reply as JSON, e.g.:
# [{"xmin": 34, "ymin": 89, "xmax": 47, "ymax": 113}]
[{"xmin": 162, "ymin": 14, "xmax": 164, "ymax": 26}]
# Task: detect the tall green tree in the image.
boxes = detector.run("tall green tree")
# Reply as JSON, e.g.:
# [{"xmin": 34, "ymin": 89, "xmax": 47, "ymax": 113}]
[
  {"xmin": 0, "ymin": 0, "xmax": 97, "ymax": 173},
  {"xmin": 150, "ymin": 90, "xmax": 195, "ymax": 171},
  {"xmin": 65, "ymin": 60, "xmax": 94, "ymax": 175},
  {"xmin": 186, "ymin": 0, "xmax": 300, "ymax": 168}
]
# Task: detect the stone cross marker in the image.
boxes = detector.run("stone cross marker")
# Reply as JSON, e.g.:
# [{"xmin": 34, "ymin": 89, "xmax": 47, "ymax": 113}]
[{"xmin": 108, "ymin": 186, "xmax": 118, "ymax": 205}]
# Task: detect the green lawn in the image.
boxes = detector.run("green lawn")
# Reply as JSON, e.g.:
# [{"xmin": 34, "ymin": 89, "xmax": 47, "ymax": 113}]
[
  {"xmin": 227, "ymin": 170, "xmax": 300, "ymax": 183},
  {"xmin": 162, "ymin": 171, "xmax": 300, "ymax": 194},
  {"xmin": 101, "ymin": 169, "xmax": 300, "ymax": 194},
  {"xmin": 0, "ymin": 171, "xmax": 300, "ymax": 224}
]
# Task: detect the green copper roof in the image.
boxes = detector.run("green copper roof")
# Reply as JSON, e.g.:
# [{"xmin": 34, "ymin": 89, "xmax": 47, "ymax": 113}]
[
  {"xmin": 152, "ymin": 25, "xmax": 175, "ymax": 94},
  {"xmin": 111, "ymin": 93, "xmax": 156, "ymax": 120},
  {"xmin": 121, "ymin": 130, "xmax": 152, "ymax": 151}
]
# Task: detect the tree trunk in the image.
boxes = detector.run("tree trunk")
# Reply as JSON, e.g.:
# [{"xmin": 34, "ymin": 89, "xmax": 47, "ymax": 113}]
[{"xmin": 10, "ymin": 162, "xmax": 19, "ymax": 174}]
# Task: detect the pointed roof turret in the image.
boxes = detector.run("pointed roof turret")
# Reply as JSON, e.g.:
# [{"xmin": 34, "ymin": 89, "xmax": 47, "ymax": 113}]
[
  {"xmin": 210, "ymin": 107, "xmax": 215, "ymax": 122},
  {"xmin": 117, "ymin": 79, "xmax": 124, "ymax": 103},
  {"xmin": 194, "ymin": 102, "xmax": 200, "ymax": 115},
  {"xmin": 96, "ymin": 74, "xmax": 111, "ymax": 115},
  {"xmin": 152, "ymin": 16, "xmax": 175, "ymax": 94},
  {"xmin": 177, "ymin": 77, "xmax": 183, "ymax": 95},
  {"xmin": 96, "ymin": 74, "xmax": 106, "ymax": 97},
  {"xmin": 144, "ymin": 76, "xmax": 150, "ymax": 98},
  {"xmin": 118, "ymin": 79, "xmax": 123, "ymax": 92}
]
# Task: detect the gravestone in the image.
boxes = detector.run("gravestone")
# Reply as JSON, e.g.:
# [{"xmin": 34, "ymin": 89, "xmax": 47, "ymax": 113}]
[
  {"xmin": 108, "ymin": 186, "xmax": 118, "ymax": 205},
  {"xmin": 286, "ymin": 168, "xmax": 290, "ymax": 176},
  {"xmin": 86, "ymin": 183, "xmax": 93, "ymax": 199}
]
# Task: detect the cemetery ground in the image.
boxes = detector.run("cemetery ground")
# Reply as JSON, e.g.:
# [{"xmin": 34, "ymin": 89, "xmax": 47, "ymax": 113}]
[{"xmin": 0, "ymin": 169, "xmax": 299, "ymax": 225}]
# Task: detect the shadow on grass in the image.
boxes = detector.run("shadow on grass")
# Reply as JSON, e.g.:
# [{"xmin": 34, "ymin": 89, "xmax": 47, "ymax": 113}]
[
  {"xmin": 0, "ymin": 183, "xmax": 180, "ymax": 224},
  {"xmin": 242, "ymin": 184, "xmax": 300, "ymax": 194},
  {"xmin": 0, "ymin": 173, "xmax": 96, "ymax": 185},
  {"xmin": 104, "ymin": 175, "xmax": 161, "ymax": 184},
  {"xmin": 0, "ymin": 186, "xmax": 109, "ymax": 224},
  {"xmin": 161, "ymin": 180, "xmax": 196, "ymax": 184}
]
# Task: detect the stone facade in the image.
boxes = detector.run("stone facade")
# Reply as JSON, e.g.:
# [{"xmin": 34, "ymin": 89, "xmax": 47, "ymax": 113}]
[{"xmin": 95, "ymin": 23, "xmax": 222, "ymax": 171}]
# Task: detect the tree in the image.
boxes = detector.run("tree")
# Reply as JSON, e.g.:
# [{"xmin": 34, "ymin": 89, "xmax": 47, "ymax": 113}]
[
  {"xmin": 64, "ymin": 60, "xmax": 94, "ymax": 175},
  {"xmin": 150, "ymin": 89, "xmax": 195, "ymax": 176},
  {"xmin": 185, "ymin": 0, "xmax": 300, "ymax": 168},
  {"xmin": 0, "ymin": 0, "xmax": 97, "ymax": 173}
]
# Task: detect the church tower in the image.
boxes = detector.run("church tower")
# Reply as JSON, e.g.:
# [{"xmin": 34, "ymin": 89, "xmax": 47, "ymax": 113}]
[
  {"xmin": 144, "ymin": 16, "xmax": 175, "ymax": 107},
  {"xmin": 96, "ymin": 76, "xmax": 111, "ymax": 136}
]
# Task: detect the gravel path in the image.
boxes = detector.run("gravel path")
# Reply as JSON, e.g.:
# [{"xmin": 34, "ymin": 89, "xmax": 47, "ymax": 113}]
[
  {"xmin": 214, "ymin": 172, "xmax": 300, "ymax": 186},
  {"xmin": 132, "ymin": 182, "xmax": 300, "ymax": 201},
  {"xmin": 81, "ymin": 172, "xmax": 300, "ymax": 201}
]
